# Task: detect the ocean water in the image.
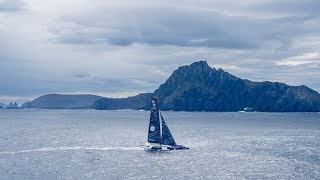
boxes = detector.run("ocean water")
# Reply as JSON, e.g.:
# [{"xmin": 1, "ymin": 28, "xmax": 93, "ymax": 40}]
[{"xmin": 0, "ymin": 110, "xmax": 319, "ymax": 179}]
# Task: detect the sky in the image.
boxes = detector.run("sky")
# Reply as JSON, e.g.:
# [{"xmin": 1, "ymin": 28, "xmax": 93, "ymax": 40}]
[{"xmin": 0, "ymin": 0, "xmax": 320, "ymax": 104}]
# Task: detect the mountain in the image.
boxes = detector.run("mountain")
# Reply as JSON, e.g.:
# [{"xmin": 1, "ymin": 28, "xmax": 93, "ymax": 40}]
[
  {"xmin": 153, "ymin": 61, "xmax": 320, "ymax": 111},
  {"xmin": 94, "ymin": 61, "xmax": 320, "ymax": 112},
  {"xmin": 22, "ymin": 94, "xmax": 103, "ymax": 109}
]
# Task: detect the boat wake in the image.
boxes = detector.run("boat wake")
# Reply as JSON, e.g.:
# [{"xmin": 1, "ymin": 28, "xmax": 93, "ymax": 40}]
[{"xmin": 0, "ymin": 146, "xmax": 144, "ymax": 155}]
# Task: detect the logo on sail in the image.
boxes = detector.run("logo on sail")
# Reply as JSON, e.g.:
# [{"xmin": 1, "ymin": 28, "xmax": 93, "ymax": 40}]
[{"xmin": 150, "ymin": 126, "xmax": 155, "ymax": 132}]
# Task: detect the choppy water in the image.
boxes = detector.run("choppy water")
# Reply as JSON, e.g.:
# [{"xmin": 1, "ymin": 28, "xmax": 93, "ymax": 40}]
[{"xmin": 0, "ymin": 109, "xmax": 319, "ymax": 179}]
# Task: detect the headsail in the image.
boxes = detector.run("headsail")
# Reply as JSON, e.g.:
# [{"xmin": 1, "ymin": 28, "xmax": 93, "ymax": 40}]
[{"xmin": 160, "ymin": 113, "xmax": 177, "ymax": 146}]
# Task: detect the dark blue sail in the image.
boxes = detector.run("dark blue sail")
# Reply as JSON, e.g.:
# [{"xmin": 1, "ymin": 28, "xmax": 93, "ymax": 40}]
[
  {"xmin": 147, "ymin": 98, "xmax": 161, "ymax": 144},
  {"xmin": 146, "ymin": 96, "xmax": 189, "ymax": 150},
  {"xmin": 160, "ymin": 113, "xmax": 177, "ymax": 146}
]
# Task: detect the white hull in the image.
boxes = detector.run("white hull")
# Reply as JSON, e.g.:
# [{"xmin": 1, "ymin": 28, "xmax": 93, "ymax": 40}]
[{"xmin": 143, "ymin": 143, "xmax": 171, "ymax": 151}]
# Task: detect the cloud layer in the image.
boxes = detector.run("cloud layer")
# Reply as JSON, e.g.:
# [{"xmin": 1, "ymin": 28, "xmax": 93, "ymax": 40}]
[
  {"xmin": 0, "ymin": 0, "xmax": 24, "ymax": 12},
  {"xmin": 0, "ymin": 0, "xmax": 319, "ymax": 103}
]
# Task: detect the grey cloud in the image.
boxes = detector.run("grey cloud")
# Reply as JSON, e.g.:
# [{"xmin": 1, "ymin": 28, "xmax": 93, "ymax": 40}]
[
  {"xmin": 0, "ymin": 0, "xmax": 320, "ymax": 101},
  {"xmin": 251, "ymin": 0, "xmax": 320, "ymax": 17},
  {"xmin": 0, "ymin": 0, "xmax": 24, "ymax": 12},
  {"xmin": 0, "ymin": 55, "xmax": 160, "ymax": 97},
  {"xmin": 48, "ymin": 7, "xmax": 292, "ymax": 49},
  {"xmin": 72, "ymin": 73, "xmax": 91, "ymax": 79},
  {"xmin": 48, "ymin": 1, "xmax": 320, "ymax": 50}
]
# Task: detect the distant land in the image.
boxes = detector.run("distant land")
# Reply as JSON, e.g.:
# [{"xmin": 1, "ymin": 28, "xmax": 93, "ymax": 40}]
[
  {"xmin": 23, "ymin": 61, "xmax": 320, "ymax": 112},
  {"xmin": 22, "ymin": 94, "xmax": 103, "ymax": 109},
  {"xmin": 0, "ymin": 102, "xmax": 20, "ymax": 109},
  {"xmin": 0, "ymin": 103, "xmax": 6, "ymax": 109}
]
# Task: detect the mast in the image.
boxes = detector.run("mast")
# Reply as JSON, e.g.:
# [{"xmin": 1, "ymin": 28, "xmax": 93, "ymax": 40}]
[{"xmin": 159, "ymin": 110, "xmax": 162, "ymax": 145}]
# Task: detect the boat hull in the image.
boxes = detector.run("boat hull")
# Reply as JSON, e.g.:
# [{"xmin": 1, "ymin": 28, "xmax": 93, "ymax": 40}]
[
  {"xmin": 171, "ymin": 145, "xmax": 189, "ymax": 150},
  {"xmin": 144, "ymin": 143, "xmax": 188, "ymax": 151}
]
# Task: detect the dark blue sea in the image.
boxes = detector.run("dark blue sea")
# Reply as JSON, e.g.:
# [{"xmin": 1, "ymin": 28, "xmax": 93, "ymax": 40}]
[{"xmin": 0, "ymin": 110, "xmax": 319, "ymax": 179}]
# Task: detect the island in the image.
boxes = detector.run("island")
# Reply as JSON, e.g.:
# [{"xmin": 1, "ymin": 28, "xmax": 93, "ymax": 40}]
[{"xmin": 22, "ymin": 61, "xmax": 320, "ymax": 112}]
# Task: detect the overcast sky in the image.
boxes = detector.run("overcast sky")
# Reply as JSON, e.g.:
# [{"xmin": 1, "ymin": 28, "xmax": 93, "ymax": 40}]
[{"xmin": 0, "ymin": 0, "xmax": 320, "ymax": 104}]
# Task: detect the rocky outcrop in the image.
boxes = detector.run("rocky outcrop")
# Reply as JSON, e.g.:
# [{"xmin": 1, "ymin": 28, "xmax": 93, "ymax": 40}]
[
  {"xmin": 6, "ymin": 102, "xmax": 19, "ymax": 109},
  {"xmin": 94, "ymin": 61, "xmax": 320, "ymax": 112},
  {"xmin": 153, "ymin": 61, "xmax": 320, "ymax": 112}
]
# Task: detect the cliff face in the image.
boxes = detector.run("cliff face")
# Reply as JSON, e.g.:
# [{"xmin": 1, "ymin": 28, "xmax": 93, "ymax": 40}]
[{"xmin": 94, "ymin": 61, "xmax": 320, "ymax": 112}]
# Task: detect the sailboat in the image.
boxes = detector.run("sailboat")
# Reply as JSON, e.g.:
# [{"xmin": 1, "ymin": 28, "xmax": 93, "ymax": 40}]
[{"xmin": 144, "ymin": 96, "xmax": 189, "ymax": 151}]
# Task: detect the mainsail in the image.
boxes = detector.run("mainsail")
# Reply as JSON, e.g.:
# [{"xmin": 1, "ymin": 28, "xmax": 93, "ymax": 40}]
[
  {"xmin": 148, "ymin": 107, "xmax": 162, "ymax": 144},
  {"xmin": 147, "ymin": 97, "xmax": 177, "ymax": 146}
]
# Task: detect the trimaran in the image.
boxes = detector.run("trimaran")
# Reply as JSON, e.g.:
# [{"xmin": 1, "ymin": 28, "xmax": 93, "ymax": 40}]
[{"xmin": 144, "ymin": 96, "xmax": 189, "ymax": 151}]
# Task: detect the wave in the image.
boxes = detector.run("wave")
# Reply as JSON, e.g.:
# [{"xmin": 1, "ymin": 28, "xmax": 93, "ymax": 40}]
[{"xmin": 0, "ymin": 146, "xmax": 144, "ymax": 155}]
